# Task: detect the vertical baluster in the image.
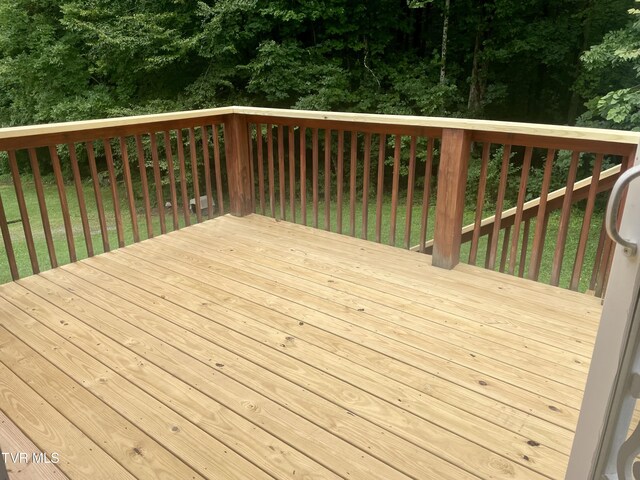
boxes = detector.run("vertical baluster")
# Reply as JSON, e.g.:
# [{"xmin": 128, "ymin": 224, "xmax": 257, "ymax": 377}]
[
  {"xmin": 419, "ymin": 138, "xmax": 434, "ymax": 253},
  {"xmin": 86, "ymin": 141, "xmax": 111, "ymax": 251},
  {"xmin": 175, "ymin": 130, "xmax": 190, "ymax": 226},
  {"xmin": 150, "ymin": 132, "xmax": 166, "ymax": 232},
  {"xmin": 68, "ymin": 145, "xmax": 94, "ymax": 256},
  {"xmin": 487, "ymin": 145, "xmax": 511, "ymax": 270},
  {"xmin": 518, "ymin": 218, "xmax": 531, "ymax": 278},
  {"xmin": 550, "ymin": 151, "xmax": 580, "ymax": 286},
  {"xmin": 268, "ymin": 124, "xmax": 277, "ymax": 219},
  {"xmin": 362, "ymin": 133, "xmax": 372, "ymax": 240},
  {"xmin": 288, "ymin": 126, "xmax": 295, "ymax": 222},
  {"xmin": 162, "ymin": 133, "xmax": 180, "ymax": 230},
  {"xmin": 135, "ymin": 135, "xmax": 156, "ymax": 234},
  {"xmin": 336, "ymin": 130, "xmax": 344, "ymax": 234},
  {"xmin": 103, "ymin": 139, "xmax": 125, "ymax": 247},
  {"xmin": 570, "ymin": 153, "xmax": 603, "ymax": 290},
  {"xmin": 324, "ymin": 129, "xmax": 331, "ymax": 230},
  {"xmin": 469, "ymin": 143, "xmax": 490, "ymax": 265},
  {"xmin": 212, "ymin": 124, "xmax": 225, "ymax": 215},
  {"xmin": 27, "ymin": 148, "xmax": 57, "ymax": 267},
  {"xmin": 596, "ymin": 238, "xmax": 614, "ymax": 297},
  {"xmin": 484, "ymin": 230, "xmax": 494, "ymax": 269},
  {"xmin": 601, "ymin": 240, "xmax": 615, "ymax": 298},
  {"xmin": 50, "ymin": 145, "xmax": 76, "ymax": 262},
  {"xmin": 350, "ymin": 131, "xmax": 357, "ymax": 237},
  {"xmin": 404, "ymin": 136, "xmax": 417, "ymax": 249},
  {"xmin": 300, "ymin": 127, "xmax": 307, "ymax": 225},
  {"xmin": 389, "ymin": 134, "xmax": 401, "ymax": 246},
  {"xmin": 120, "ymin": 138, "xmax": 141, "ymax": 240},
  {"xmin": 499, "ymin": 226, "xmax": 511, "ymax": 273},
  {"xmin": 597, "ymin": 155, "xmax": 631, "ymax": 296},
  {"xmin": 528, "ymin": 149, "xmax": 555, "ymax": 281},
  {"xmin": 201, "ymin": 126, "xmax": 214, "ymax": 219},
  {"xmin": 508, "ymin": 146, "xmax": 532, "ymax": 274},
  {"xmin": 312, "ymin": 128, "xmax": 319, "ymax": 228},
  {"xmin": 0, "ymin": 190, "xmax": 19, "ymax": 280},
  {"xmin": 590, "ymin": 220, "xmax": 607, "ymax": 292},
  {"xmin": 188, "ymin": 128, "xmax": 202, "ymax": 224},
  {"xmin": 278, "ymin": 125, "xmax": 286, "ymax": 221},
  {"xmin": 256, "ymin": 124, "xmax": 266, "ymax": 215},
  {"xmin": 375, "ymin": 134, "xmax": 386, "ymax": 243}
]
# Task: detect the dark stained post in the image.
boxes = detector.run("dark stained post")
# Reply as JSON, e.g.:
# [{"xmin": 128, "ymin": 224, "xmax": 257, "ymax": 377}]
[
  {"xmin": 432, "ymin": 128, "xmax": 472, "ymax": 269},
  {"xmin": 224, "ymin": 113, "xmax": 254, "ymax": 216}
]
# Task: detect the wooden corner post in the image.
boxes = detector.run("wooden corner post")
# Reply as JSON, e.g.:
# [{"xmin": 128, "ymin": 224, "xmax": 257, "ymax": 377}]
[
  {"xmin": 223, "ymin": 113, "xmax": 254, "ymax": 216},
  {"xmin": 432, "ymin": 128, "xmax": 472, "ymax": 269}
]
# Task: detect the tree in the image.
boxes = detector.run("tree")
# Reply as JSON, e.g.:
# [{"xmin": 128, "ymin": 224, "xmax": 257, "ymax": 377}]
[{"xmin": 577, "ymin": 1, "xmax": 640, "ymax": 130}]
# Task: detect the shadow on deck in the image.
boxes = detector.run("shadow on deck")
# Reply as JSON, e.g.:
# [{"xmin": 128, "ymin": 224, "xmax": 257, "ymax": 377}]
[{"xmin": 0, "ymin": 214, "xmax": 602, "ymax": 479}]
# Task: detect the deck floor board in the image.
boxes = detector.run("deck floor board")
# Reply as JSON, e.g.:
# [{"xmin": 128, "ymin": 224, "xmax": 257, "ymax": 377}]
[{"xmin": 0, "ymin": 214, "xmax": 602, "ymax": 479}]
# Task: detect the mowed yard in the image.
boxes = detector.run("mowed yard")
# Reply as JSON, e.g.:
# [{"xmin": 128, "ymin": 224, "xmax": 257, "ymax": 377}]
[{"xmin": 0, "ymin": 176, "xmax": 604, "ymax": 292}]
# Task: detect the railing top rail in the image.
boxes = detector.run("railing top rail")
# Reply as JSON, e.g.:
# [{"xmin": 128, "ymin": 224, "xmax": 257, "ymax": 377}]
[
  {"xmin": 0, "ymin": 105, "xmax": 637, "ymax": 147},
  {"xmin": 234, "ymin": 107, "xmax": 640, "ymax": 145},
  {"xmin": 0, "ymin": 107, "xmax": 234, "ymax": 145}
]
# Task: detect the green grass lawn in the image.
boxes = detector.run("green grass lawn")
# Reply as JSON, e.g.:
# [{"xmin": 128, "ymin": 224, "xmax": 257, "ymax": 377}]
[{"xmin": 0, "ymin": 177, "xmax": 603, "ymax": 293}]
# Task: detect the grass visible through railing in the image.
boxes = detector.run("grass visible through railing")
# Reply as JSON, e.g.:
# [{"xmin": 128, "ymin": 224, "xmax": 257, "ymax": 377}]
[
  {"xmin": 0, "ymin": 176, "xmax": 198, "ymax": 280},
  {"xmin": 0, "ymin": 176, "xmax": 602, "ymax": 292}
]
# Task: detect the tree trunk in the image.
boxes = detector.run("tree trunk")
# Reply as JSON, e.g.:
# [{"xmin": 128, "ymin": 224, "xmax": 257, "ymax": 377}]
[
  {"xmin": 467, "ymin": 28, "xmax": 485, "ymax": 113},
  {"xmin": 440, "ymin": 0, "xmax": 450, "ymax": 84},
  {"xmin": 568, "ymin": 0, "xmax": 594, "ymax": 124}
]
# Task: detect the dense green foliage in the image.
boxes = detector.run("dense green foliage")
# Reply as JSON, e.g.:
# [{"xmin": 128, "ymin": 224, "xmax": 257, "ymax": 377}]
[
  {"xmin": 577, "ymin": 2, "xmax": 640, "ymax": 129},
  {"xmin": 0, "ymin": 0, "xmax": 636, "ymax": 128}
]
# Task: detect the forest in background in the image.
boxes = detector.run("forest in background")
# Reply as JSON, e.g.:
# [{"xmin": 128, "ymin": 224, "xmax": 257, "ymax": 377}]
[{"xmin": 0, "ymin": 0, "xmax": 638, "ymax": 131}]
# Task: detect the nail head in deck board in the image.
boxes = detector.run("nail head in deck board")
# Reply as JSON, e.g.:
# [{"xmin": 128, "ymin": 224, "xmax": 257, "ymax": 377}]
[{"xmin": 432, "ymin": 129, "xmax": 472, "ymax": 269}]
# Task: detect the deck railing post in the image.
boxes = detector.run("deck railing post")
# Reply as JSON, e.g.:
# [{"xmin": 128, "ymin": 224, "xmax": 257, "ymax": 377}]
[
  {"xmin": 223, "ymin": 113, "xmax": 254, "ymax": 216},
  {"xmin": 432, "ymin": 128, "xmax": 472, "ymax": 269}
]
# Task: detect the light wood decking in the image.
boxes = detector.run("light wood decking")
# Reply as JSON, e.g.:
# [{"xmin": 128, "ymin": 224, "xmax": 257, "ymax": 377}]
[{"xmin": 0, "ymin": 214, "xmax": 602, "ymax": 479}]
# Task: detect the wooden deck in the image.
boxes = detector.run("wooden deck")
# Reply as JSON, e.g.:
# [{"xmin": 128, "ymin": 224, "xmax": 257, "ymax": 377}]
[{"xmin": 0, "ymin": 214, "xmax": 602, "ymax": 479}]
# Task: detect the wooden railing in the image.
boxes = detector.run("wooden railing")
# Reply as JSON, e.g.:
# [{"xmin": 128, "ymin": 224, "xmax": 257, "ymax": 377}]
[
  {"xmin": 1, "ymin": 107, "xmax": 638, "ymax": 296},
  {"xmin": 414, "ymin": 164, "xmax": 623, "ymax": 295},
  {"xmin": 0, "ymin": 107, "xmax": 238, "ymax": 281}
]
